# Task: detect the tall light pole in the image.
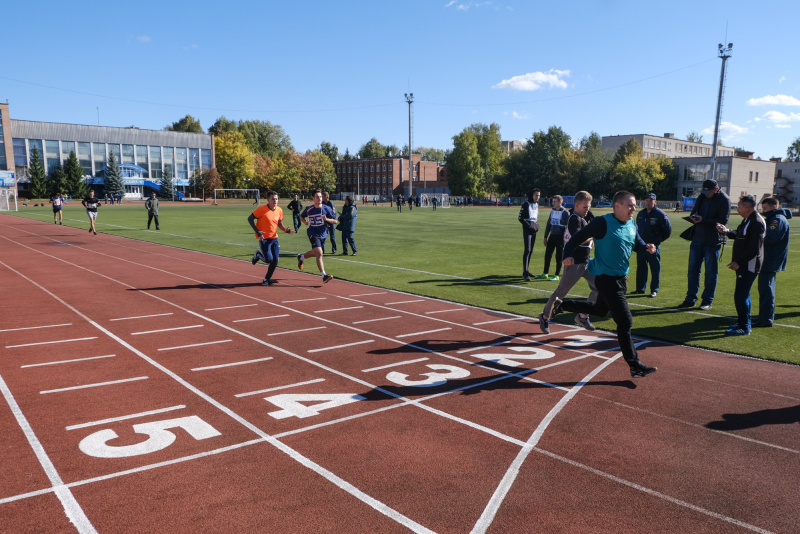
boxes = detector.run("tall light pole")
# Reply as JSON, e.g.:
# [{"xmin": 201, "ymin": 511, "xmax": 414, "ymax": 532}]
[
  {"xmin": 709, "ymin": 43, "xmax": 732, "ymax": 183},
  {"xmin": 404, "ymin": 93, "xmax": 414, "ymax": 199}
]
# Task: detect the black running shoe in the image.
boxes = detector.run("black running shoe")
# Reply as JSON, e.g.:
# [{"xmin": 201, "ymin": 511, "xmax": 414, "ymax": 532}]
[
  {"xmin": 323, "ymin": 274, "xmax": 333, "ymax": 283},
  {"xmin": 630, "ymin": 362, "xmax": 657, "ymax": 378},
  {"xmin": 551, "ymin": 297, "xmax": 564, "ymax": 316}
]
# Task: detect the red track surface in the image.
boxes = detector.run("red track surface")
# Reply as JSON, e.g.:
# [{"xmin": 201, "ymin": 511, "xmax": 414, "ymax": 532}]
[{"xmin": 0, "ymin": 215, "xmax": 798, "ymax": 533}]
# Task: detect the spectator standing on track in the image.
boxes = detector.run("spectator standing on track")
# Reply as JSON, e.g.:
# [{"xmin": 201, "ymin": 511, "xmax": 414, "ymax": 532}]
[
  {"xmin": 539, "ymin": 191, "xmax": 597, "ymax": 334},
  {"xmin": 145, "ymin": 192, "xmax": 160, "ymax": 230},
  {"xmin": 322, "ymin": 192, "xmax": 337, "ymax": 254},
  {"xmin": 633, "ymin": 192, "xmax": 671, "ymax": 298},
  {"xmin": 518, "ymin": 188, "xmax": 541, "ymax": 282},
  {"xmin": 537, "ymin": 194, "xmax": 569, "ymax": 281},
  {"xmin": 715, "ymin": 195, "xmax": 766, "ymax": 336},
  {"xmin": 287, "ymin": 194, "xmax": 303, "ymax": 233},
  {"xmin": 51, "ymin": 192, "xmax": 63, "ymax": 225},
  {"xmin": 297, "ymin": 189, "xmax": 338, "ymax": 284},
  {"xmin": 551, "ymin": 190, "xmax": 658, "ymax": 378},
  {"xmin": 753, "ymin": 197, "xmax": 791, "ymax": 328},
  {"xmin": 82, "ymin": 190, "xmax": 101, "ymax": 235},
  {"xmin": 339, "ymin": 196, "xmax": 358, "ymax": 256},
  {"xmin": 678, "ymin": 179, "xmax": 730, "ymax": 311},
  {"xmin": 248, "ymin": 190, "xmax": 295, "ymax": 286}
]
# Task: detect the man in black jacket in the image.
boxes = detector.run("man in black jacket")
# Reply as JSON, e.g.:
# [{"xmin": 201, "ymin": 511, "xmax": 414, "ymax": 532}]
[
  {"xmin": 517, "ymin": 188, "xmax": 540, "ymax": 281},
  {"xmin": 633, "ymin": 192, "xmax": 671, "ymax": 298},
  {"xmin": 678, "ymin": 179, "xmax": 730, "ymax": 310}
]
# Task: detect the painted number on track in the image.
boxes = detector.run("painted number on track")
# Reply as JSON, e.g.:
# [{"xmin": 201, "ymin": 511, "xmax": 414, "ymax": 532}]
[
  {"xmin": 386, "ymin": 364, "xmax": 470, "ymax": 387},
  {"xmin": 266, "ymin": 393, "xmax": 367, "ymax": 419},
  {"xmin": 474, "ymin": 346, "xmax": 555, "ymax": 367}
]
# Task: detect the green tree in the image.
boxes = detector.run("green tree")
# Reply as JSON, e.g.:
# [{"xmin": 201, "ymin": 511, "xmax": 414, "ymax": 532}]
[
  {"xmin": 214, "ymin": 131, "xmax": 254, "ymax": 188},
  {"xmin": 612, "ymin": 137, "xmax": 643, "ymax": 167},
  {"xmin": 165, "ymin": 115, "xmax": 203, "ymax": 133},
  {"xmin": 65, "ymin": 150, "xmax": 88, "ymax": 198},
  {"xmin": 104, "ymin": 152, "xmax": 125, "ymax": 199},
  {"xmin": 342, "ymin": 148, "xmax": 353, "ymax": 161},
  {"xmin": 468, "ymin": 123, "xmax": 504, "ymax": 198},
  {"xmin": 786, "ymin": 136, "xmax": 800, "ymax": 162},
  {"xmin": 611, "ymin": 152, "xmax": 665, "ymax": 198},
  {"xmin": 578, "ymin": 132, "xmax": 613, "ymax": 196},
  {"xmin": 47, "ymin": 166, "xmax": 68, "ymax": 198},
  {"xmin": 301, "ymin": 150, "xmax": 337, "ymax": 192},
  {"xmin": 496, "ymin": 147, "xmax": 529, "ymax": 196},
  {"xmin": 29, "ymin": 147, "xmax": 48, "ymax": 199},
  {"xmin": 238, "ymin": 119, "xmax": 294, "ymax": 158},
  {"xmin": 252, "ymin": 153, "xmax": 273, "ymax": 193},
  {"xmin": 319, "ymin": 141, "xmax": 340, "ymax": 162},
  {"xmin": 651, "ymin": 156, "xmax": 677, "ymax": 200},
  {"xmin": 269, "ymin": 153, "xmax": 302, "ymax": 195},
  {"xmin": 385, "ymin": 144, "xmax": 400, "ymax": 157},
  {"xmin": 686, "ymin": 131, "xmax": 704, "ymax": 143},
  {"xmin": 526, "ymin": 125, "xmax": 573, "ymax": 194},
  {"xmin": 358, "ymin": 138, "xmax": 386, "ymax": 159},
  {"xmin": 446, "ymin": 129, "xmax": 482, "ymax": 196},
  {"xmin": 416, "ymin": 146, "xmax": 448, "ymax": 162},
  {"xmin": 208, "ymin": 116, "xmax": 238, "ymax": 137},
  {"xmin": 159, "ymin": 167, "xmax": 175, "ymax": 200}
]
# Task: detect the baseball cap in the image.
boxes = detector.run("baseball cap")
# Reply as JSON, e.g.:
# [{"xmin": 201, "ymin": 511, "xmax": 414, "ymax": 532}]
[
  {"xmin": 701, "ymin": 179, "xmax": 718, "ymax": 193},
  {"xmin": 646, "ymin": 192, "xmax": 657, "ymax": 200}
]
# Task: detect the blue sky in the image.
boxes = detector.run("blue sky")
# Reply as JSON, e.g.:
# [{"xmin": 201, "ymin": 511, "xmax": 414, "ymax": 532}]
[{"xmin": 2, "ymin": 0, "xmax": 798, "ymax": 160}]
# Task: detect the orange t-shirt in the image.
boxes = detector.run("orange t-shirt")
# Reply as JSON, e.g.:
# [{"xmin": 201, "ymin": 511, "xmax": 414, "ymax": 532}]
[{"xmin": 252, "ymin": 205, "xmax": 284, "ymax": 239}]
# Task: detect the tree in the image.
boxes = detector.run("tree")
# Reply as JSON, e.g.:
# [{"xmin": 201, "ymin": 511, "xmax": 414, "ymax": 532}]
[
  {"xmin": 526, "ymin": 125, "xmax": 573, "ymax": 194},
  {"xmin": 468, "ymin": 123, "xmax": 504, "ymax": 197},
  {"xmin": 578, "ymin": 132, "xmax": 613, "ymax": 196},
  {"xmin": 786, "ymin": 136, "xmax": 800, "ymax": 162},
  {"xmin": 612, "ymin": 137, "xmax": 642, "ymax": 167},
  {"xmin": 165, "ymin": 115, "xmax": 203, "ymax": 133},
  {"xmin": 29, "ymin": 147, "xmax": 48, "ymax": 199},
  {"xmin": 416, "ymin": 146, "xmax": 448, "ymax": 162},
  {"xmin": 358, "ymin": 138, "xmax": 386, "ymax": 159},
  {"xmin": 47, "ymin": 166, "xmax": 68, "ymax": 198},
  {"xmin": 686, "ymin": 131, "xmax": 704, "ymax": 143},
  {"xmin": 269, "ymin": 153, "xmax": 302, "ymax": 195},
  {"xmin": 208, "ymin": 116, "xmax": 238, "ymax": 137},
  {"xmin": 159, "ymin": 167, "xmax": 175, "ymax": 200},
  {"xmin": 214, "ymin": 131, "xmax": 254, "ymax": 188},
  {"xmin": 496, "ymin": 147, "xmax": 529, "ymax": 197},
  {"xmin": 384, "ymin": 144, "xmax": 400, "ymax": 157},
  {"xmin": 446, "ymin": 129, "xmax": 482, "ymax": 196},
  {"xmin": 319, "ymin": 141, "xmax": 340, "ymax": 162},
  {"xmin": 610, "ymin": 152, "xmax": 665, "ymax": 198},
  {"xmin": 238, "ymin": 119, "xmax": 294, "ymax": 158},
  {"xmin": 300, "ymin": 150, "xmax": 337, "ymax": 192},
  {"xmin": 65, "ymin": 150, "xmax": 88, "ymax": 198},
  {"xmin": 342, "ymin": 148, "xmax": 353, "ymax": 161},
  {"xmin": 252, "ymin": 154, "xmax": 273, "ymax": 192},
  {"xmin": 190, "ymin": 167, "xmax": 221, "ymax": 200}
]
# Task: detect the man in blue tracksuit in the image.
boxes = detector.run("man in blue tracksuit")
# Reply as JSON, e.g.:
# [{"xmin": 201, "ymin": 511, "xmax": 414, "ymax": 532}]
[
  {"xmin": 633, "ymin": 192, "xmax": 672, "ymax": 298},
  {"xmin": 753, "ymin": 196, "xmax": 791, "ymax": 327},
  {"xmin": 552, "ymin": 191, "xmax": 658, "ymax": 378}
]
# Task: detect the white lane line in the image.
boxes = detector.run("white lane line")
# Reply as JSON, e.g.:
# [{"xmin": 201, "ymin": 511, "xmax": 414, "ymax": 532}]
[
  {"xmin": 109, "ymin": 313, "xmax": 173, "ymax": 321},
  {"xmin": 0, "ymin": 374, "xmax": 97, "ymax": 533},
  {"xmin": 315, "ymin": 306, "xmax": 364, "ymax": 313},
  {"xmin": 385, "ymin": 299, "xmax": 425, "ymax": 305},
  {"xmin": 307, "ymin": 340, "xmax": 375, "ymax": 353},
  {"xmin": 0, "ymin": 323, "xmax": 72, "ymax": 333},
  {"xmin": 65, "ymin": 405, "xmax": 186, "ymax": 430},
  {"xmin": 131, "ymin": 324, "xmax": 204, "ymax": 335},
  {"xmin": 396, "ymin": 328, "xmax": 451, "ymax": 338},
  {"xmin": 192, "ymin": 357, "xmax": 273, "ymax": 371},
  {"xmin": 6, "ymin": 337, "xmax": 97, "ymax": 348},
  {"xmin": 22, "ymin": 354, "xmax": 116, "ymax": 368},
  {"xmin": 472, "ymin": 317, "xmax": 527, "ymax": 326},
  {"xmin": 268, "ymin": 326, "xmax": 326, "ymax": 337},
  {"xmin": 352, "ymin": 316, "xmax": 402, "ymax": 324},
  {"xmin": 362, "ymin": 358, "xmax": 430, "ymax": 372},
  {"xmin": 40, "ymin": 376, "xmax": 149, "ymax": 395},
  {"xmin": 235, "ymin": 378, "xmax": 327, "ymax": 397},
  {"xmin": 158, "ymin": 340, "xmax": 232, "ymax": 351},
  {"xmin": 282, "ymin": 297, "xmax": 327, "ymax": 304},
  {"xmin": 350, "ymin": 292, "xmax": 387, "ymax": 297},
  {"xmin": 233, "ymin": 314, "xmax": 290, "ymax": 322},
  {"xmin": 425, "ymin": 308, "xmax": 467, "ymax": 314},
  {"xmin": 205, "ymin": 304, "xmax": 258, "ymax": 311},
  {"xmin": 456, "ymin": 339, "xmax": 513, "ymax": 354}
]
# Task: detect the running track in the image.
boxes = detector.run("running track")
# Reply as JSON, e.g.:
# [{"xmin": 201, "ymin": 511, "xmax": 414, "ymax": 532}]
[{"xmin": 0, "ymin": 215, "xmax": 798, "ymax": 533}]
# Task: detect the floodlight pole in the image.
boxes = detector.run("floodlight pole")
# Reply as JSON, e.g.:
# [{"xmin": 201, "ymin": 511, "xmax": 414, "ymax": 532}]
[
  {"xmin": 405, "ymin": 93, "xmax": 414, "ymax": 199},
  {"xmin": 709, "ymin": 43, "xmax": 732, "ymax": 182}
]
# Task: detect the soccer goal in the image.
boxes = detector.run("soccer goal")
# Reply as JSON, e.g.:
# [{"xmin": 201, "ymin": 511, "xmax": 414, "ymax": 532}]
[
  {"xmin": 0, "ymin": 187, "xmax": 18, "ymax": 212},
  {"xmin": 212, "ymin": 189, "xmax": 261, "ymax": 205},
  {"xmin": 421, "ymin": 193, "xmax": 450, "ymax": 208}
]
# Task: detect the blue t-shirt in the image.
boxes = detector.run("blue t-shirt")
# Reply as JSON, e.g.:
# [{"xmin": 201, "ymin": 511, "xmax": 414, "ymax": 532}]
[{"xmin": 301, "ymin": 204, "xmax": 335, "ymax": 238}]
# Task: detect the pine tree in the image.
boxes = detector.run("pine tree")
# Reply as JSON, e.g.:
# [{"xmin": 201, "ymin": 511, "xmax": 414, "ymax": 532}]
[
  {"xmin": 64, "ymin": 151, "xmax": 87, "ymax": 198},
  {"xmin": 159, "ymin": 167, "xmax": 174, "ymax": 200},
  {"xmin": 47, "ymin": 166, "xmax": 68, "ymax": 198},
  {"xmin": 29, "ymin": 147, "xmax": 48, "ymax": 199},
  {"xmin": 104, "ymin": 152, "xmax": 126, "ymax": 199}
]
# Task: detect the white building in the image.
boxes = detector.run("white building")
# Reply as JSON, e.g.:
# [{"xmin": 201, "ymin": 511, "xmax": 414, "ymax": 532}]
[{"xmin": 602, "ymin": 133, "xmax": 735, "ymax": 160}]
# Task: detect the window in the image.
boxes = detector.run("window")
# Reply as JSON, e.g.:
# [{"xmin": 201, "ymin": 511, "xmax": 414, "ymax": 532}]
[
  {"xmin": 92, "ymin": 143, "xmax": 106, "ymax": 175},
  {"xmin": 749, "ymin": 171, "xmax": 753, "ymax": 182},
  {"xmin": 78, "ymin": 142, "xmax": 92, "ymax": 175},
  {"xmin": 136, "ymin": 145, "xmax": 149, "ymax": 178},
  {"xmin": 61, "ymin": 141, "xmax": 75, "ymax": 166},
  {"xmin": 201, "ymin": 149, "xmax": 212, "ymax": 170},
  {"xmin": 755, "ymin": 172, "xmax": 759, "ymax": 182},
  {"xmin": 149, "ymin": 146, "xmax": 162, "ymax": 179},
  {"xmin": 13, "ymin": 139, "xmax": 28, "ymax": 167},
  {"xmin": 122, "ymin": 144, "xmax": 134, "ymax": 164},
  {"xmin": 188, "ymin": 148, "xmax": 200, "ymax": 177},
  {"xmin": 175, "ymin": 147, "xmax": 188, "ymax": 180},
  {"xmin": 382, "ymin": 164, "xmax": 386, "ymax": 171},
  {"xmin": 388, "ymin": 163, "xmax": 392, "ymax": 171},
  {"xmin": 162, "ymin": 147, "xmax": 174, "ymax": 178},
  {"xmin": 45, "ymin": 140, "xmax": 60, "ymax": 172}
]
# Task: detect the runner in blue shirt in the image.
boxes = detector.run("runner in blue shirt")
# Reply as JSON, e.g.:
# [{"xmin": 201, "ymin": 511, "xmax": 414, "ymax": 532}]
[{"xmin": 297, "ymin": 189, "xmax": 338, "ymax": 283}]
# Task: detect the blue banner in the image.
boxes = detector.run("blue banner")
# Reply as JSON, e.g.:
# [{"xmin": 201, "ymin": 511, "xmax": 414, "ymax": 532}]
[{"xmin": 0, "ymin": 171, "xmax": 15, "ymax": 187}]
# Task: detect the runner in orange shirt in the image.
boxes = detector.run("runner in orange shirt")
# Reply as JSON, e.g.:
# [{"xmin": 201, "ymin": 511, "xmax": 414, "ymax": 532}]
[{"xmin": 247, "ymin": 190, "xmax": 295, "ymax": 286}]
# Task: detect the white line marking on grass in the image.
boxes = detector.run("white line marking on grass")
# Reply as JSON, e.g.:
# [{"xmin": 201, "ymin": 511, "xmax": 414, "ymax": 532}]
[
  {"xmin": 191, "ymin": 357, "xmax": 273, "ymax": 371},
  {"xmin": 425, "ymin": 308, "xmax": 467, "ymax": 314},
  {"xmin": 65, "ymin": 405, "xmax": 186, "ymax": 430},
  {"xmin": 158, "ymin": 340, "xmax": 232, "ymax": 351},
  {"xmin": 233, "ymin": 314, "xmax": 290, "ymax": 322},
  {"xmin": 352, "ymin": 316, "xmax": 402, "ymax": 324},
  {"xmin": 315, "ymin": 306, "xmax": 364, "ymax": 313},
  {"xmin": 0, "ymin": 374, "xmax": 98, "ymax": 533},
  {"xmin": 21, "ymin": 354, "xmax": 116, "ymax": 368},
  {"xmin": 350, "ymin": 292, "xmax": 387, "ymax": 297},
  {"xmin": 131, "ymin": 324, "xmax": 204, "ymax": 335},
  {"xmin": 0, "ymin": 323, "xmax": 72, "ymax": 333},
  {"xmin": 395, "ymin": 327, "xmax": 451, "ymax": 338},
  {"xmin": 6, "ymin": 337, "xmax": 97, "ymax": 348},
  {"xmin": 308, "ymin": 340, "xmax": 375, "ymax": 353},
  {"xmin": 385, "ymin": 299, "xmax": 426, "ymax": 305},
  {"xmin": 109, "ymin": 313, "xmax": 174, "ymax": 321},
  {"xmin": 205, "ymin": 304, "xmax": 258, "ymax": 311},
  {"xmin": 268, "ymin": 326, "xmax": 326, "ymax": 336},
  {"xmin": 282, "ymin": 297, "xmax": 327, "ymax": 304},
  {"xmin": 472, "ymin": 317, "xmax": 527, "ymax": 326},
  {"xmin": 362, "ymin": 358, "xmax": 430, "ymax": 372},
  {"xmin": 40, "ymin": 376, "xmax": 149, "ymax": 394},
  {"xmin": 235, "ymin": 378, "xmax": 327, "ymax": 397}
]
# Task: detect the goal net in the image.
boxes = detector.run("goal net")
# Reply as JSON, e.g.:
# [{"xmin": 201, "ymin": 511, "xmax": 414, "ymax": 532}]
[
  {"xmin": 0, "ymin": 187, "xmax": 18, "ymax": 212},
  {"xmin": 421, "ymin": 193, "xmax": 450, "ymax": 208},
  {"xmin": 212, "ymin": 189, "xmax": 261, "ymax": 205}
]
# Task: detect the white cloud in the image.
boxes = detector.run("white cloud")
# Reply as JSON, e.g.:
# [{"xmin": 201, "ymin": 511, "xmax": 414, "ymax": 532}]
[
  {"xmin": 745, "ymin": 94, "xmax": 800, "ymax": 106},
  {"xmin": 778, "ymin": 76, "xmax": 786, "ymax": 84},
  {"xmin": 492, "ymin": 69, "xmax": 570, "ymax": 91},
  {"xmin": 512, "ymin": 111, "xmax": 528, "ymax": 120},
  {"xmin": 445, "ymin": 1, "xmax": 506, "ymax": 11},
  {"xmin": 775, "ymin": 124, "xmax": 792, "ymax": 128},
  {"xmin": 137, "ymin": 35, "xmax": 150, "ymax": 43},
  {"xmin": 701, "ymin": 121, "xmax": 748, "ymax": 140},
  {"xmin": 753, "ymin": 110, "xmax": 800, "ymax": 123}
]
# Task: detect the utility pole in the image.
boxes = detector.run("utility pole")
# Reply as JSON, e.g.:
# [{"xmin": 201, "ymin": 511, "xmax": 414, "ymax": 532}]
[
  {"xmin": 404, "ymin": 93, "xmax": 414, "ymax": 199},
  {"xmin": 709, "ymin": 43, "xmax": 732, "ymax": 183}
]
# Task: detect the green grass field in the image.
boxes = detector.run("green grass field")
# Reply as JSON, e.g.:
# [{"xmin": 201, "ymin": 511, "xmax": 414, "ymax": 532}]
[{"xmin": 9, "ymin": 199, "xmax": 799, "ymax": 364}]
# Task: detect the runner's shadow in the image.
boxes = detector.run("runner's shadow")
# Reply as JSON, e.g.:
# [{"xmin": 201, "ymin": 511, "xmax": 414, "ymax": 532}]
[
  {"xmin": 129, "ymin": 282, "xmax": 274, "ymax": 290},
  {"xmin": 705, "ymin": 405, "xmax": 800, "ymax": 431}
]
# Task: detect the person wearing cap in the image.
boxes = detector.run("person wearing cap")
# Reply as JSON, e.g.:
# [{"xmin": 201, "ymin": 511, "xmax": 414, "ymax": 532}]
[
  {"xmin": 753, "ymin": 196, "xmax": 792, "ymax": 327},
  {"xmin": 633, "ymin": 192, "xmax": 671, "ymax": 298},
  {"xmin": 677, "ymin": 178, "xmax": 730, "ymax": 310}
]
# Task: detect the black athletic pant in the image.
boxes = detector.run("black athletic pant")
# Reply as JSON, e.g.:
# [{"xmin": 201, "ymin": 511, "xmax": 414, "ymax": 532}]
[
  {"xmin": 522, "ymin": 227, "xmax": 536, "ymax": 276},
  {"xmin": 542, "ymin": 233, "xmax": 564, "ymax": 276},
  {"xmin": 147, "ymin": 212, "xmax": 159, "ymax": 229}
]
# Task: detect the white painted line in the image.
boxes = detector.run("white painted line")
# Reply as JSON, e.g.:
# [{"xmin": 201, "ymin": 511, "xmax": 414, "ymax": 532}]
[
  {"xmin": 40, "ymin": 376, "xmax": 149, "ymax": 394},
  {"xmin": 456, "ymin": 340, "xmax": 513, "ymax": 354},
  {"xmin": 109, "ymin": 313, "xmax": 173, "ymax": 321},
  {"xmin": 315, "ymin": 306, "xmax": 364, "ymax": 313},
  {"xmin": 131, "ymin": 324, "xmax": 204, "ymax": 335},
  {"xmin": 472, "ymin": 317, "xmax": 527, "ymax": 326},
  {"xmin": 396, "ymin": 328, "xmax": 452, "ymax": 338},
  {"xmin": 385, "ymin": 299, "xmax": 425, "ymax": 305},
  {"xmin": 158, "ymin": 340, "xmax": 232, "ymax": 351},
  {"xmin": 0, "ymin": 323, "xmax": 72, "ymax": 333},
  {"xmin": 233, "ymin": 314, "xmax": 290, "ymax": 322},
  {"xmin": 21, "ymin": 354, "xmax": 116, "ymax": 368},
  {"xmin": 425, "ymin": 308, "xmax": 467, "ymax": 314},
  {"xmin": 268, "ymin": 326, "xmax": 326, "ymax": 337},
  {"xmin": 282, "ymin": 297, "xmax": 327, "ymax": 304},
  {"xmin": 352, "ymin": 316, "xmax": 402, "ymax": 324},
  {"xmin": 65, "ymin": 405, "xmax": 186, "ymax": 430},
  {"xmin": 349, "ymin": 291, "xmax": 387, "ymax": 297},
  {"xmin": 235, "ymin": 378, "xmax": 327, "ymax": 397},
  {"xmin": 192, "ymin": 357, "xmax": 273, "ymax": 371},
  {"xmin": 205, "ymin": 304, "xmax": 258, "ymax": 311},
  {"xmin": 362, "ymin": 358, "xmax": 430, "ymax": 372},
  {"xmin": 307, "ymin": 339, "xmax": 375, "ymax": 353},
  {"xmin": 6, "ymin": 337, "xmax": 97, "ymax": 348}
]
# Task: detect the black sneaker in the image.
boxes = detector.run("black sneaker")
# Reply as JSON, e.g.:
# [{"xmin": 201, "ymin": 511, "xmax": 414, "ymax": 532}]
[
  {"xmin": 677, "ymin": 300, "xmax": 695, "ymax": 308},
  {"xmin": 631, "ymin": 290, "xmax": 645, "ymax": 295},
  {"xmin": 252, "ymin": 251, "xmax": 260, "ymax": 265},
  {"xmin": 551, "ymin": 297, "xmax": 564, "ymax": 317},
  {"xmin": 323, "ymin": 274, "xmax": 333, "ymax": 283},
  {"xmin": 538, "ymin": 313, "xmax": 550, "ymax": 334},
  {"xmin": 751, "ymin": 320, "xmax": 772, "ymax": 328},
  {"xmin": 340, "ymin": 252, "xmax": 348, "ymax": 256},
  {"xmin": 630, "ymin": 362, "xmax": 657, "ymax": 378},
  {"xmin": 262, "ymin": 279, "xmax": 277, "ymax": 286}
]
